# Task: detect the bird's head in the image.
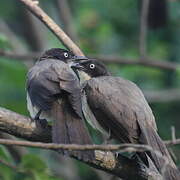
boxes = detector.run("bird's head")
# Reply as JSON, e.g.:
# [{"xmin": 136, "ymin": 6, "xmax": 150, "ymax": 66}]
[
  {"xmin": 39, "ymin": 48, "xmax": 88, "ymax": 64},
  {"xmin": 71, "ymin": 59, "xmax": 111, "ymax": 78}
]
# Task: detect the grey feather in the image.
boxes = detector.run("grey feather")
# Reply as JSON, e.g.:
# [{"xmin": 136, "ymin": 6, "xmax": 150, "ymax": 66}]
[
  {"xmin": 26, "ymin": 59, "xmax": 94, "ymax": 161},
  {"xmin": 83, "ymin": 76, "xmax": 180, "ymax": 179},
  {"xmin": 84, "ymin": 76, "xmax": 156, "ymax": 143},
  {"xmin": 27, "ymin": 59, "xmax": 82, "ymax": 118}
]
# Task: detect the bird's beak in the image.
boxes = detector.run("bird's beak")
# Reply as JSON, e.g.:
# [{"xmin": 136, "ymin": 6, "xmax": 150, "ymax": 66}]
[
  {"xmin": 72, "ymin": 55, "xmax": 88, "ymax": 60},
  {"xmin": 69, "ymin": 62, "xmax": 84, "ymax": 70},
  {"xmin": 69, "ymin": 56, "xmax": 89, "ymax": 70}
]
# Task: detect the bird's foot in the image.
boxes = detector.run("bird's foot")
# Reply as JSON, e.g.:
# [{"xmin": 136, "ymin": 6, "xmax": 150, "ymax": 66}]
[{"xmin": 32, "ymin": 110, "xmax": 48, "ymax": 128}]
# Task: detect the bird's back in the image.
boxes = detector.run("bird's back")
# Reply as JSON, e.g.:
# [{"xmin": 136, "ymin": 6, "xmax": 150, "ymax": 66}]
[
  {"xmin": 84, "ymin": 76, "xmax": 156, "ymax": 142},
  {"xmin": 84, "ymin": 76, "xmax": 180, "ymax": 179}
]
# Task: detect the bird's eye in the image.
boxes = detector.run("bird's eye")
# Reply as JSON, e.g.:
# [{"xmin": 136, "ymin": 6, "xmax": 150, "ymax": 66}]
[
  {"xmin": 89, "ymin": 64, "xmax": 95, "ymax": 69},
  {"xmin": 64, "ymin": 52, "xmax": 69, "ymax": 58}
]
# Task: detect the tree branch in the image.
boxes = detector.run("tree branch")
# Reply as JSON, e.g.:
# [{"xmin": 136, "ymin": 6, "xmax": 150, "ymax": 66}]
[
  {"xmin": 0, "ymin": 107, "xmax": 162, "ymax": 180},
  {"xmin": 0, "ymin": 158, "xmax": 23, "ymax": 173},
  {"xmin": 2, "ymin": 50, "xmax": 180, "ymax": 103},
  {"xmin": 94, "ymin": 55, "xmax": 179, "ymax": 71},
  {"xmin": 0, "ymin": 107, "xmax": 51, "ymax": 142},
  {"xmin": 0, "ymin": 133, "xmax": 27, "ymax": 163},
  {"xmin": 144, "ymin": 88, "xmax": 180, "ymax": 103},
  {"xmin": 0, "ymin": 50, "xmax": 179, "ymax": 71},
  {"xmin": 0, "ymin": 138, "xmax": 179, "ymax": 151},
  {"xmin": 18, "ymin": 0, "xmax": 84, "ymax": 56},
  {"xmin": 0, "ymin": 49, "xmax": 40, "ymax": 60}
]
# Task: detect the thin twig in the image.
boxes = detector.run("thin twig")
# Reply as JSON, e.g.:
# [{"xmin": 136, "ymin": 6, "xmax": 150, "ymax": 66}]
[
  {"xmin": 0, "ymin": 49, "xmax": 40, "ymax": 60},
  {"xmin": 164, "ymin": 138, "xmax": 180, "ymax": 146},
  {"xmin": 0, "ymin": 159, "xmax": 24, "ymax": 173},
  {"xmin": 139, "ymin": 0, "xmax": 150, "ymax": 58},
  {"xmin": 96, "ymin": 55, "xmax": 179, "ymax": 71},
  {"xmin": 0, "ymin": 159, "xmax": 17, "ymax": 170},
  {"xmin": 18, "ymin": 0, "xmax": 84, "ymax": 56},
  {"xmin": 144, "ymin": 88, "xmax": 180, "ymax": 103},
  {"xmin": 0, "ymin": 50, "xmax": 179, "ymax": 71},
  {"xmin": 0, "ymin": 138, "xmax": 173, "ymax": 177},
  {"xmin": 0, "ymin": 138, "xmax": 179, "ymax": 151},
  {"xmin": 0, "ymin": 133, "xmax": 27, "ymax": 163}
]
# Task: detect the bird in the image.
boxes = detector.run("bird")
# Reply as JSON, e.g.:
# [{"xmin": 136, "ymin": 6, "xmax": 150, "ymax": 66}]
[
  {"xmin": 26, "ymin": 48, "xmax": 94, "ymax": 161},
  {"xmin": 72, "ymin": 59, "xmax": 180, "ymax": 179}
]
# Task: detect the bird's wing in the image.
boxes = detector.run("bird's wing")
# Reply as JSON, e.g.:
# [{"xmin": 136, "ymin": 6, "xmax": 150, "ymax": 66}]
[
  {"xmin": 27, "ymin": 60, "xmax": 94, "ymax": 161},
  {"xmin": 84, "ymin": 77, "xmax": 180, "ymax": 177},
  {"xmin": 27, "ymin": 60, "xmax": 61, "ymax": 111},
  {"xmin": 84, "ymin": 76, "xmax": 156, "ymax": 143},
  {"xmin": 49, "ymin": 60, "xmax": 83, "ymax": 118},
  {"xmin": 27, "ymin": 59, "xmax": 82, "ymax": 118}
]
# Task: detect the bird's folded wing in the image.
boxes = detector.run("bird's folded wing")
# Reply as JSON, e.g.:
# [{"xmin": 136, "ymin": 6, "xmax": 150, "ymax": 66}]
[
  {"xmin": 50, "ymin": 61, "xmax": 83, "ymax": 118},
  {"xmin": 84, "ymin": 76, "xmax": 156, "ymax": 143},
  {"xmin": 27, "ymin": 59, "xmax": 83, "ymax": 118}
]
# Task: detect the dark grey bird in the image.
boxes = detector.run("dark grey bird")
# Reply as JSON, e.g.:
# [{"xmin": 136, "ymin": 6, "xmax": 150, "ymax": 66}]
[
  {"xmin": 72, "ymin": 59, "xmax": 180, "ymax": 179},
  {"xmin": 26, "ymin": 48, "xmax": 94, "ymax": 161}
]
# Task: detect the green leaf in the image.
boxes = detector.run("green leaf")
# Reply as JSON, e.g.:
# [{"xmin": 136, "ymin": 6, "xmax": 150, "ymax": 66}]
[
  {"xmin": 0, "ymin": 34, "xmax": 11, "ymax": 49},
  {"xmin": 32, "ymin": 171, "xmax": 63, "ymax": 180},
  {"xmin": 0, "ymin": 146, "xmax": 11, "ymax": 161},
  {"xmin": 20, "ymin": 154, "xmax": 47, "ymax": 172},
  {"xmin": 175, "ymin": 66, "xmax": 180, "ymax": 76}
]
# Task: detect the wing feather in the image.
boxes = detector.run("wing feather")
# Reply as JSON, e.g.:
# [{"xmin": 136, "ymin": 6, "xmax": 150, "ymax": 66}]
[
  {"xmin": 27, "ymin": 59, "xmax": 82, "ymax": 118},
  {"xmin": 84, "ymin": 76, "xmax": 156, "ymax": 143}
]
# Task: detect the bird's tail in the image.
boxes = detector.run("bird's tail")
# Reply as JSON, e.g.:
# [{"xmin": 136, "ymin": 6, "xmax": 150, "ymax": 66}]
[
  {"xmin": 50, "ymin": 99, "xmax": 94, "ymax": 162},
  {"xmin": 139, "ymin": 124, "xmax": 180, "ymax": 180}
]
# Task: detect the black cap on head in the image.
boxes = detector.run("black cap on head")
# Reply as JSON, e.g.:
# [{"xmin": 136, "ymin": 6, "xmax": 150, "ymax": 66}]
[
  {"xmin": 39, "ymin": 48, "xmax": 88, "ymax": 64},
  {"xmin": 72, "ymin": 59, "xmax": 111, "ymax": 77},
  {"xmin": 39, "ymin": 48, "xmax": 74, "ymax": 62}
]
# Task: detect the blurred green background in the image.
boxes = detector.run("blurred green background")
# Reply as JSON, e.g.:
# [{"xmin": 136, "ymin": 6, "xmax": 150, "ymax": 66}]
[{"xmin": 0, "ymin": 0, "xmax": 179, "ymax": 179}]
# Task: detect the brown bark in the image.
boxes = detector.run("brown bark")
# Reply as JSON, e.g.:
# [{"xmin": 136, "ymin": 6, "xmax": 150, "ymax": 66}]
[{"xmin": 0, "ymin": 107, "xmax": 162, "ymax": 180}]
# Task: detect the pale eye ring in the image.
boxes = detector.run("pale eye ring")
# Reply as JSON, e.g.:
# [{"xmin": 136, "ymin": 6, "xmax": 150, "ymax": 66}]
[
  {"xmin": 90, "ymin": 64, "xmax": 95, "ymax": 69},
  {"xmin": 64, "ymin": 52, "xmax": 69, "ymax": 58}
]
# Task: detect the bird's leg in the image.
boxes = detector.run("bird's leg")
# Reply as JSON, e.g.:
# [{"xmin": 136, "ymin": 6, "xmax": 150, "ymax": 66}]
[
  {"xmin": 33, "ymin": 110, "xmax": 48, "ymax": 128},
  {"xmin": 30, "ymin": 110, "xmax": 40, "ymax": 123}
]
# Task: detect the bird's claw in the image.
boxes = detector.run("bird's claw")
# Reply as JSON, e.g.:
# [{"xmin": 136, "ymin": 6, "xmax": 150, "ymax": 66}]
[{"xmin": 33, "ymin": 118, "xmax": 48, "ymax": 129}]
